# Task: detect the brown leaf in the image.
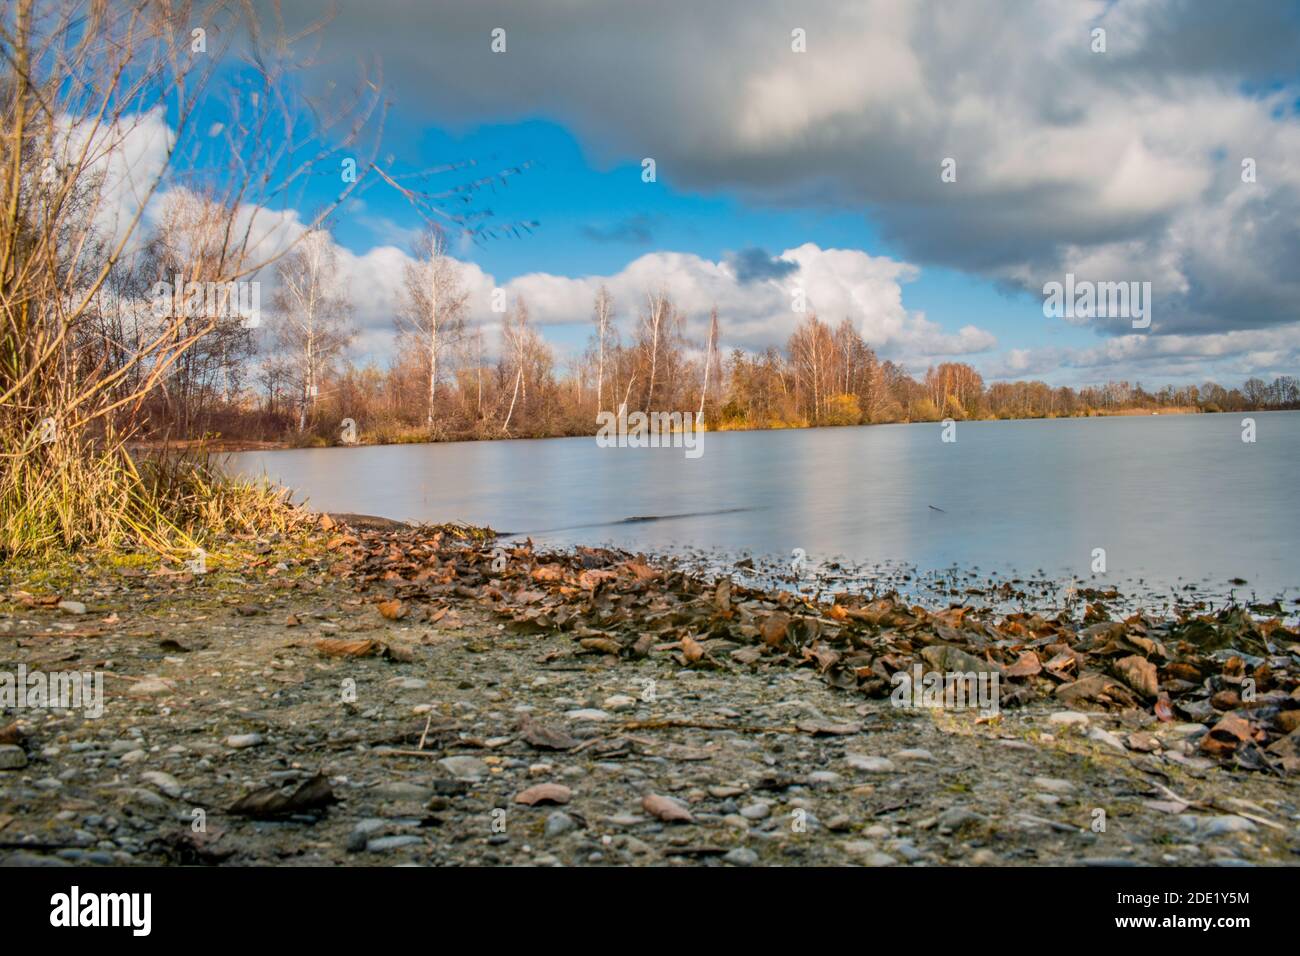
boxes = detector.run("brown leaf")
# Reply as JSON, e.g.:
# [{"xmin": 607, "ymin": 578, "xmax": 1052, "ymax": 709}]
[
  {"xmin": 314, "ymin": 638, "xmax": 381, "ymax": 658},
  {"xmin": 531, "ymin": 564, "xmax": 566, "ymax": 582},
  {"xmin": 1202, "ymin": 713, "xmax": 1253, "ymax": 758},
  {"xmin": 1055, "ymin": 672, "xmax": 1139, "ymax": 708},
  {"xmin": 761, "ymin": 612, "xmax": 791, "ymax": 647},
  {"xmin": 579, "ymin": 637, "xmax": 622, "ymax": 656},
  {"xmin": 680, "ymin": 634, "xmax": 705, "ymax": 663},
  {"xmin": 1004, "ymin": 651, "xmax": 1042, "ymax": 678},
  {"xmin": 1114, "ymin": 654, "xmax": 1159, "ymax": 697},
  {"xmin": 514, "ymin": 783, "xmax": 572, "ymax": 806},
  {"xmin": 642, "ymin": 793, "xmax": 694, "ymax": 823},
  {"xmin": 0, "ymin": 722, "xmax": 24, "ymax": 746},
  {"xmin": 377, "ymin": 599, "xmax": 407, "ymax": 620}
]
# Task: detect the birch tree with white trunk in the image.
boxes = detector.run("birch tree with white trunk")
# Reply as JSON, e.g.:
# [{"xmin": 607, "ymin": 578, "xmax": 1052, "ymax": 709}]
[
  {"xmin": 273, "ymin": 228, "xmax": 352, "ymax": 432},
  {"xmin": 400, "ymin": 229, "xmax": 468, "ymax": 429}
]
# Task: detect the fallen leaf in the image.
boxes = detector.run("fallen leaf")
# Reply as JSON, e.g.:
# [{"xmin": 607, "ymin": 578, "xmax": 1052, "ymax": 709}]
[
  {"xmin": 1114, "ymin": 655, "xmax": 1159, "ymax": 697},
  {"xmin": 377, "ymin": 599, "xmax": 407, "ymax": 621},
  {"xmin": 314, "ymin": 638, "xmax": 381, "ymax": 658},
  {"xmin": 680, "ymin": 634, "xmax": 705, "ymax": 663}
]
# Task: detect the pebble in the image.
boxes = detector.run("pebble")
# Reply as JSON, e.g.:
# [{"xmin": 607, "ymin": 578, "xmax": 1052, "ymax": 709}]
[
  {"xmin": 129, "ymin": 679, "xmax": 173, "ymax": 696},
  {"xmin": 806, "ymin": 770, "xmax": 841, "ymax": 787},
  {"xmin": 723, "ymin": 847, "xmax": 758, "ymax": 867},
  {"xmin": 739, "ymin": 801, "xmax": 772, "ymax": 820},
  {"xmin": 603, "ymin": 695, "xmax": 637, "ymax": 712},
  {"xmin": 139, "ymin": 771, "xmax": 182, "ymax": 798},
  {"xmin": 1087, "ymin": 726, "xmax": 1128, "ymax": 753},
  {"xmin": 564, "ymin": 708, "xmax": 611, "ymax": 721},
  {"xmin": 373, "ymin": 781, "xmax": 432, "ymax": 801},
  {"xmin": 545, "ymin": 812, "xmax": 577, "ymax": 837},
  {"xmin": 1201, "ymin": 815, "xmax": 1256, "ymax": 837},
  {"xmin": 0, "ymin": 745, "xmax": 28, "ymax": 770},
  {"xmin": 366, "ymin": 835, "xmax": 423, "ymax": 852},
  {"xmin": 224, "ymin": 733, "xmax": 263, "ymax": 749},
  {"xmin": 937, "ymin": 808, "xmax": 983, "ymax": 831},
  {"xmin": 57, "ymin": 600, "xmax": 87, "ymax": 615},
  {"xmin": 1048, "ymin": 711, "xmax": 1090, "ymax": 726},
  {"xmin": 439, "ymin": 756, "xmax": 489, "ymax": 780},
  {"xmin": 1032, "ymin": 776, "xmax": 1075, "ymax": 794},
  {"xmin": 846, "ymin": 754, "xmax": 896, "ymax": 773},
  {"xmin": 892, "ymin": 748, "xmax": 934, "ymax": 761}
]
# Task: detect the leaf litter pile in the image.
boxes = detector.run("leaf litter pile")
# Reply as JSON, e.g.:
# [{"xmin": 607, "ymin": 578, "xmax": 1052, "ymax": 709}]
[{"xmin": 327, "ymin": 522, "xmax": 1300, "ymax": 776}]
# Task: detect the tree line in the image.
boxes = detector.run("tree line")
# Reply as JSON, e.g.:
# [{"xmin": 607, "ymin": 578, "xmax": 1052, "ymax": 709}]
[{"xmin": 121, "ymin": 224, "xmax": 1300, "ymax": 445}]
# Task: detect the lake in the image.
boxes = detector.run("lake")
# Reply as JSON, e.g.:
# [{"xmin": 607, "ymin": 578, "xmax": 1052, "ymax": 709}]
[{"xmin": 225, "ymin": 411, "xmax": 1300, "ymax": 607}]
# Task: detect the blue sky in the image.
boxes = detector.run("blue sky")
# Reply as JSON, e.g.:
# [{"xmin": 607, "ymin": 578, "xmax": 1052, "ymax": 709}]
[{"xmin": 167, "ymin": 0, "xmax": 1300, "ymax": 387}]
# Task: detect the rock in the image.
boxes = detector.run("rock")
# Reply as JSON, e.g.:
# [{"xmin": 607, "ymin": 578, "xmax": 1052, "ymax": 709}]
[
  {"xmin": 723, "ymin": 847, "xmax": 759, "ymax": 867},
  {"xmin": 224, "ymin": 733, "xmax": 263, "ymax": 749},
  {"xmin": 846, "ymin": 754, "xmax": 896, "ymax": 773},
  {"xmin": 603, "ymin": 695, "xmax": 637, "ymax": 712},
  {"xmin": 139, "ymin": 771, "xmax": 182, "ymax": 798},
  {"xmin": 806, "ymin": 770, "xmax": 841, "ymax": 787},
  {"xmin": 564, "ymin": 708, "xmax": 611, "ymax": 721},
  {"xmin": 1087, "ymin": 726, "xmax": 1128, "ymax": 753},
  {"xmin": 937, "ymin": 808, "xmax": 983, "ymax": 832},
  {"xmin": 1126, "ymin": 732, "xmax": 1161, "ymax": 752},
  {"xmin": 57, "ymin": 600, "xmax": 87, "ymax": 614},
  {"xmin": 892, "ymin": 748, "xmax": 934, "ymax": 761},
  {"xmin": 373, "ymin": 781, "xmax": 432, "ymax": 802},
  {"xmin": 129, "ymin": 679, "xmax": 174, "ymax": 697},
  {"xmin": 393, "ymin": 678, "xmax": 428, "ymax": 690},
  {"xmin": 439, "ymin": 756, "xmax": 488, "ymax": 780},
  {"xmin": 969, "ymin": 848, "xmax": 1000, "ymax": 865},
  {"xmin": 863, "ymin": 852, "xmax": 898, "ymax": 867},
  {"xmin": 515, "ymin": 783, "xmax": 572, "ymax": 806},
  {"xmin": 1032, "ymin": 776, "xmax": 1075, "ymax": 794},
  {"xmin": 544, "ymin": 811, "xmax": 577, "ymax": 837},
  {"xmin": 641, "ymin": 793, "xmax": 694, "ymax": 823},
  {"xmin": 739, "ymin": 801, "xmax": 771, "ymax": 820},
  {"xmin": 366, "ymin": 835, "xmax": 423, "ymax": 852},
  {"xmin": 0, "ymin": 745, "xmax": 28, "ymax": 770},
  {"xmin": 119, "ymin": 749, "xmax": 147, "ymax": 764},
  {"xmin": 1201, "ymin": 815, "xmax": 1256, "ymax": 837},
  {"xmin": 1048, "ymin": 711, "xmax": 1090, "ymax": 726}
]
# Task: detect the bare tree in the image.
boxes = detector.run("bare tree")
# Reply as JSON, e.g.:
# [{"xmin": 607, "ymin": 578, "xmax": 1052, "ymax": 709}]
[
  {"xmin": 273, "ymin": 227, "xmax": 353, "ymax": 432},
  {"xmin": 592, "ymin": 284, "xmax": 613, "ymax": 413},
  {"xmin": 398, "ymin": 228, "xmax": 468, "ymax": 430},
  {"xmin": 698, "ymin": 305, "xmax": 720, "ymax": 425}
]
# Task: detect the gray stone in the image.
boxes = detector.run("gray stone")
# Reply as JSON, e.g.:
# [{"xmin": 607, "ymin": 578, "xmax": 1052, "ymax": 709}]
[
  {"xmin": 545, "ymin": 811, "xmax": 577, "ymax": 838},
  {"xmin": 139, "ymin": 771, "xmax": 182, "ymax": 798},
  {"xmin": 439, "ymin": 755, "xmax": 488, "ymax": 780},
  {"xmin": 366, "ymin": 835, "xmax": 423, "ymax": 852},
  {"xmin": 224, "ymin": 733, "xmax": 263, "ymax": 749},
  {"xmin": 846, "ymin": 754, "xmax": 896, "ymax": 773},
  {"xmin": 0, "ymin": 745, "xmax": 28, "ymax": 770},
  {"xmin": 723, "ymin": 847, "xmax": 758, "ymax": 867}
]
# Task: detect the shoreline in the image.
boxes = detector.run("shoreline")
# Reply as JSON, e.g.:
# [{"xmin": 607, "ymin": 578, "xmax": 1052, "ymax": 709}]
[
  {"xmin": 131, "ymin": 404, "xmax": 1241, "ymax": 455},
  {"xmin": 1, "ymin": 516, "xmax": 1297, "ymax": 866}
]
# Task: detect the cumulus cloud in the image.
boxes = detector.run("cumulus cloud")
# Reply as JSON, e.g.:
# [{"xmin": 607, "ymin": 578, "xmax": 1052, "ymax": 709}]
[
  {"xmin": 321, "ymin": 238, "xmax": 994, "ymax": 369},
  {"xmin": 266, "ymin": 0, "xmax": 1300, "ymax": 352}
]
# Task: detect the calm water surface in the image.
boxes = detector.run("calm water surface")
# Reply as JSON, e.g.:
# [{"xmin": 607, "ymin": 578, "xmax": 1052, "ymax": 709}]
[{"xmin": 226, "ymin": 411, "xmax": 1300, "ymax": 603}]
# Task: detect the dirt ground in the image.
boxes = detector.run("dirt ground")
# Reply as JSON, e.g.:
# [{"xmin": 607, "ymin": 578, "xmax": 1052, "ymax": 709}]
[{"xmin": 1, "ymin": 533, "xmax": 1297, "ymax": 867}]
